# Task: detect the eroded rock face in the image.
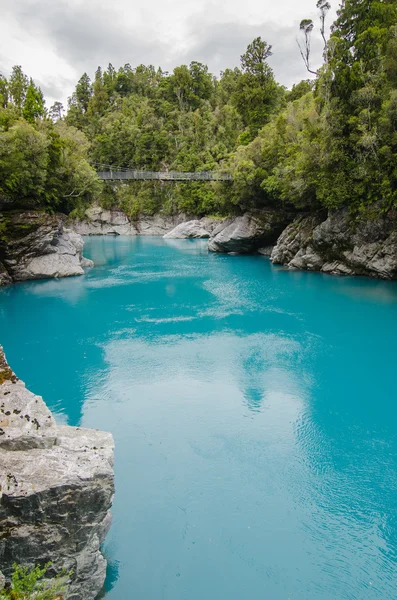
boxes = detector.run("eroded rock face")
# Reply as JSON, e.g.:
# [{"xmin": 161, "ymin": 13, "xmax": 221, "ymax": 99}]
[
  {"xmin": 271, "ymin": 209, "xmax": 397, "ymax": 279},
  {"xmin": 0, "ymin": 262, "xmax": 12, "ymax": 286},
  {"xmin": 0, "ymin": 347, "xmax": 115, "ymax": 600},
  {"xmin": 0, "ymin": 211, "xmax": 93, "ymax": 285},
  {"xmin": 208, "ymin": 211, "xmax": 294, "ymax": 254},
  {"xmin": 164, "ymin": 218, "xmax": 223, "ymax": 239},
  {"xmin": 71, "ymin": 206, "xmax": 188, "ymax": 236}
]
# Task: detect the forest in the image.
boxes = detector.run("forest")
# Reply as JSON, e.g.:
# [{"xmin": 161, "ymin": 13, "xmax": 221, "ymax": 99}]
[{"xmin": 0, "ymin": 0, "xmax": 396, "ymax": 219}]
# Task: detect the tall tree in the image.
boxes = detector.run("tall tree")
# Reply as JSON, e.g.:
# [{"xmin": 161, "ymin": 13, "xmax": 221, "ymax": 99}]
[
  {"xmin": 233, "ymin": 37, "xmax": 280, "ymax": 139},
  {"xmin": 49, "ymin": 101, "xmax": 64, "ymax": 122},
  {"xmin": 75, "ymin": 73, "xmax": 92, "ymax": 113},
  {"xmin": 23, "ymin": 79, "xmax": 46, "ymax": 123},
  {"xmin": 8, "ymin": 66, "xmax": 29, "ymax": 114},
  {"xmin": 0, "ymin": 74, "xmax": 8, "ymax": 108}
]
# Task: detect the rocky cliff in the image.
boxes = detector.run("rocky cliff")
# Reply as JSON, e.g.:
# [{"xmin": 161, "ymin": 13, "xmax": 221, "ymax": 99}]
[
  {"xmin": 201, "ymin": 207, "xmax": 397, "ymax": 279},
  {"xmin": 0, "ymin": 347, "xmax": 114, "ymax": 599},
  {"xmin": 71, "ymin": 206, "xmax": 188, "ymax": 236},
  {"xmin": 68, "ymin": 203, "xmax": 397, "ymax": 279},
  {"xmin": 0, "ymin": 211, "xmax": 93, "ymax": 286},
  {"xmin": 270, "ymin": 209, "xmax": 397, "ymax": 279}
]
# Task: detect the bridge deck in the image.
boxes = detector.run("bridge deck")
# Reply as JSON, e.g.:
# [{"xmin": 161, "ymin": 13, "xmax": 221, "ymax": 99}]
[{"xmin": 97, "ymin": 170, "xmax": 232, "ymax": 182}]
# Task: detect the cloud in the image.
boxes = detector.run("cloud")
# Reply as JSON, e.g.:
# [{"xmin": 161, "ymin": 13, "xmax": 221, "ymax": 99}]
[
  {"xmin": 179, "ymin": 17, "xmax": 326, "ymax": 87},
  {"xmin": 4, "ymin": 0, "xmax": 169, "ymax": 73},
  {"xmin": 0, "ymin": 0, "xmax": 335, "ymax": 103}
]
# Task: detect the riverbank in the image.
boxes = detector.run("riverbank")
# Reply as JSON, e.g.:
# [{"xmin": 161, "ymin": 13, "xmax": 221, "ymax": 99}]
[
  {"xmin": 72, "ymin": 205, "xmax": 397, "ymax": 280},
  {"xmin": 0, "ymin": 346, "xmax": 115, "ymax": 599},
  {"xmin": 1, "ymin": 205, "xmax": 396, "ymax": 284}
]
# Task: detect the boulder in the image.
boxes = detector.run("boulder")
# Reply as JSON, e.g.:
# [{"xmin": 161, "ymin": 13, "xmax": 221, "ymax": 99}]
[
  {"xmin": 270, "ymin": 209, "xmax": 397, "ymax": 279},
  {"xmin": 208, "ymin": 210, "xmax": 294, "ymax": 254},
  {"xmin": 164, "ymin": 220, "xmax": 211, "ymax": 239},
  {"xmin": 0, "ymin": 346, "xmax": 115, "ymax": 600},
  {"xmin": 0, "ymin": 212, "xmax": 93, "ymax": 285}
]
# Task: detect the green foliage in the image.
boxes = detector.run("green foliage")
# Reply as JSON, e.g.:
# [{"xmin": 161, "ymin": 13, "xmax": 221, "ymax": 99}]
[
  {"xmin": 23, "ymin": 80, "xmax": 46, "ymax": 123},
  {"xmin": 8, "ymin": 66, "xmax": 29, "ymax": 114},
  {"xmin": 233, "ymin": 37, "xmax": 282, "ymax": 139},
  {"xmin": 0, "ymin": 562, "xmax": 68, "ymax": 600},
  {"xmin": 2, "ymin": 7, "xmax": 396, "ymax": 219},
  {"xmin": 226, "ymin": 0, "xmax": 397, "ymax": 214},
  {"xmin": 0, "ymin": 107, "xmax": 100, "ymax": 212}
]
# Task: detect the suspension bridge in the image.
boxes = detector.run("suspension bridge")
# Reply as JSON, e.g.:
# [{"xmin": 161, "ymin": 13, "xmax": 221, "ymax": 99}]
[{"xmin": 96, "ymin": 166, "xmax": 233, "ymax": 182}]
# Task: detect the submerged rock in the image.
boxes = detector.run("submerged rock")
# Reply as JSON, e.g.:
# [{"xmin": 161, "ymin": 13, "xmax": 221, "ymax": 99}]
[
  {"xmin": 0, "ymin": 346, "xmax": 115, "ymax": 600},
  {"xmin": 0, "ymin": 211, "xmax": 93, "ymax": 285},
  {"xmin": 208, "ymin": 211, "xmax": 294, "ymax": 254},
  {"xmin": 271, "ymin": 209, "xmax": 397, "ymax": 279}
]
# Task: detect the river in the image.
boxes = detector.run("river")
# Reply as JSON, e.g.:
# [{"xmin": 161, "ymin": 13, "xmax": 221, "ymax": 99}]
[{"xmin": 1, "ymin": 236, "xmax": 397, "ymax": 599}]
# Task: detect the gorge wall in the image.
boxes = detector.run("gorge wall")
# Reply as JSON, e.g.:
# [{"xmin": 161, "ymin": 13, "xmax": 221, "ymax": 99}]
[
  {"xmin": 3, "ymin": 205, "xmax": 395, "ymax": 283},
  {"xmin": 0, "ymin": 347, "xmax": 114, "ymax": 599},
  {"xmin": 0, "ymin": 211, "xmax": 93, "ymax": 286}
]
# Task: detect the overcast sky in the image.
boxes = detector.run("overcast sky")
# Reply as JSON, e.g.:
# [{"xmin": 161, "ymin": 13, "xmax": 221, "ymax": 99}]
[{"xmin": 0, "ymin": 0, "xmax": 337, "ymax": 107}]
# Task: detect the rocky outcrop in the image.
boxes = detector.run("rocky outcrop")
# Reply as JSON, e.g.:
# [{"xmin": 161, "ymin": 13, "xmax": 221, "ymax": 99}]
[
  {"xmin": 164, "ymin": 217, "xmax": 224, "ymax": 239},
  {"xmin": 0, "ymin": 346, "xmax": 114, "ymax": 599},
  {"xmin": 271, "ymin": 209, "xmax": 397, "ymax": 279},
  {"xmin": 208, "ymin": 210, "xmax": 295, "ymax": 254},
  {"xmin": 71, "ymin": 206, "xmax": 188, "ymax": 236},
  {"xmin": 0, "ymin": 211, "xmax": 93, "ymax": 285},
  {"xmin": 0, "ymin": 262, "xmax": 12, "ymax": 286}
]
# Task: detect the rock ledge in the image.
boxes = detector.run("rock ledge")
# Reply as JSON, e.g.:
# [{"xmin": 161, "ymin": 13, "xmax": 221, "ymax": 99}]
[{"xmin": 0, "ymin": 347, "xmax": 114, "ymax": 600}]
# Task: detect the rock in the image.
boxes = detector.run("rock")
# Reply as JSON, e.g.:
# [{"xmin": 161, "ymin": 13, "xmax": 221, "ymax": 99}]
[
  {"xmin": 164, "ymin": 219, "xmax": 211, "ymax": 239},
  {"xmin": 257, "ymin": 246, "xmax": 274, "ymax": 257},
  {"xmin": 0, "ymin": 346, "xmax": 114, "ymax": 600},
  {"xmin": 0, "ymin": 212, "xmax": 93, "ymax": 285},
  {"xmin": 208, "ymin": 210, "xmax": 295, "ymax": 254},
  {"xmin": 0, "ymin": 262, "xmax": 12, "ymax": 286},
  {"xmin": 137, "ymin": 214, "xmax": 187, "ymax": 236},
  {"xmin": 74, "ymin": 206, "xmax": 137, "ymax": 235},
  {"xmin": 270, "ymin": 209, "xmax": 397, "ymax": 279},
  {"xmin": 71, "ymin": 205, "xmax": 189, "ymax": 236}
]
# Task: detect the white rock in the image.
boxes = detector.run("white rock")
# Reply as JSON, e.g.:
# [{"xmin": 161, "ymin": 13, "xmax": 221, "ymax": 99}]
[
  {"xmin": 164, "ymin": 220, "xmax": 211, "ymax": 239},
  {"xmin": 0, "ymin": 347, "xmax": 114, "ymax": 600}
]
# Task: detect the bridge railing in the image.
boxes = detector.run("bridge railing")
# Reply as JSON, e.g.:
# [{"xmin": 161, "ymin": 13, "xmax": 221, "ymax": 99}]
[{"xmin": 97, "ymin": 170, "xmax": 233, "ymax": 182}]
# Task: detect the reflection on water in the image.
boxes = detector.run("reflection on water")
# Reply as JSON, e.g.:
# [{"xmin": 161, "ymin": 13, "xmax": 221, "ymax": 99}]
[{"xmin": 1, "ymin": 236, "xmax": 397, "ymax": 600}]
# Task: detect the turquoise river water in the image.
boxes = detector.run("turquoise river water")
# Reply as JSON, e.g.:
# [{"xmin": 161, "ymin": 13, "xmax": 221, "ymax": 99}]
[{"xmin": 1, "ymin": 236, "xmax": 397, "ymax": 600}]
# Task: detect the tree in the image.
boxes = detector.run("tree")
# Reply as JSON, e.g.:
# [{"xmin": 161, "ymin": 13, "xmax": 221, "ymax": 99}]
[
  {"xmin": 298, "ymin": 19, "xmax": 317, "ymax": 75},
  {"xmin": 317, "ymin": 0, "xmax": 331, "ymax": 56},
  {"xmin": 240, "ymin": 37, "xmax": 273, "ymax": 80},
  {"xmin": 87, "ymin": 67, "xmax": 109, "ymax": 117},
  {"xmin": 49, "ymin": 101, "xmax": 64, "ymax": 122},
  {"xmin": 298, "ymin": 1, "xmax": 331, "ymax": 76},
  {"xmin": 8, "ymin": 66, "xmax": 28, "ymax": 114},
  {"xmin": 233, "ymin": 38, "xmax": 280, "ymax": 139},
  {"xmin": 0, "ymin": 120, "xmax": 49, "ymax": 205},
  {"xmin": 0, "ymin": 75, "xmax": 8, "ymax": 108},
  {"xmin": 75, "ymin": 73, "xmax": 92, "ymax": 113},
  {"xmin": 22, "ymin": 79, "xmax": 46, "ymax": 123}
]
